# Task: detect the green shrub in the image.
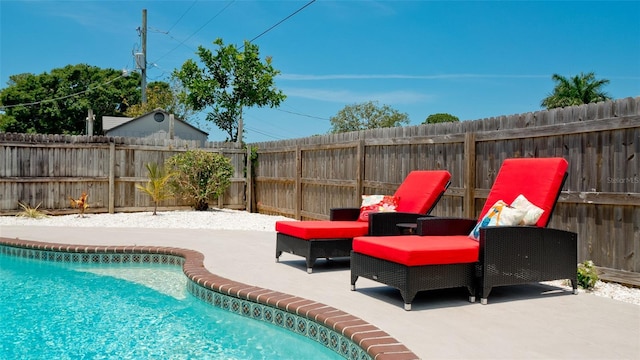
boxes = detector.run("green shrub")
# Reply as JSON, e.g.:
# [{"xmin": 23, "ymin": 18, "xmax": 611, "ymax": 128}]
[
  {"xmin": 166, "ymin": 150, "xmax": 234, "ymax": 211},
  {"xmin": 577, "ymin": 260, "xmax": 599, "ymax": 290}
]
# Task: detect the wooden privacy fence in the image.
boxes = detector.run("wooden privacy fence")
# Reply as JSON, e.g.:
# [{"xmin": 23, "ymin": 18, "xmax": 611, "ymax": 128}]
[
  {"xmin": 252, "ymin": 97, "xmax": 640, "ymax": 274},
  {"xmin": 0, "ymin": 134, "xmax": 249, "ymax": 214}
]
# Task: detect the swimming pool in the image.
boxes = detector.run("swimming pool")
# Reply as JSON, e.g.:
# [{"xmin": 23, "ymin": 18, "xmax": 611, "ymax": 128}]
[
  {"xmin": 0, "ymin": 252, "xmax": 343, "ymax": 359},
  {"xmin": 0, "ymin": 240, "xmax": 407, "ymax": 359}
]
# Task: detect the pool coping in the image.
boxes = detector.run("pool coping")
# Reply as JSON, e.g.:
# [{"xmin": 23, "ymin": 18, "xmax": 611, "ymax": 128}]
[{"xmin": 0, "ymin": 237, "xmax": 419, "ymax": 360}]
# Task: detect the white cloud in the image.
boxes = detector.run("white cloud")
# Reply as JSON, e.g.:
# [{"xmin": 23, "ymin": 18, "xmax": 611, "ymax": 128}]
[
  {"xmin": 278, "ymin": 73, "xmax": 550, "ymax": 81},
  {"xmin": 282, "ymin": 87, "xmax": 433, "ymax": 105}
]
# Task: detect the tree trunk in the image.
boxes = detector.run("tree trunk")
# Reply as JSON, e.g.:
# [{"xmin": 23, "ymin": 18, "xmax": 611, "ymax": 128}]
[{"xmin": 195, "ymin": 200, "xmax": 209, "ymax": 211}]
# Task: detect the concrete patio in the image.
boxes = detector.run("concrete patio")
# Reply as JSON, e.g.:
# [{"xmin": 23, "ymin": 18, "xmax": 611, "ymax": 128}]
[{"xmin": 1, "ymin": 225, "xmax": 638, "ymax": 359}]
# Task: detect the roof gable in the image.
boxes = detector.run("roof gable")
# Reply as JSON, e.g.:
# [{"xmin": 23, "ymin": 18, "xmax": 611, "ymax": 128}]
[
  {"xmin": 103, "ymin": 109, "xmax": 208, "ymax": 135},
  {"xmin": 102, "ymin": 116, "xmax": 133, "ymax": 131}
]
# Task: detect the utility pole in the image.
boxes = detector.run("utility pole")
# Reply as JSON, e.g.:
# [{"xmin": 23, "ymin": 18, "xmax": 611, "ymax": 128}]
[
  {"xmin": 86, "ymin": 108, "xmax": 94, "ymax": 136},
  {"xmin": 140, "ymin": 9, "xmax": 147, "ymax": 104}
]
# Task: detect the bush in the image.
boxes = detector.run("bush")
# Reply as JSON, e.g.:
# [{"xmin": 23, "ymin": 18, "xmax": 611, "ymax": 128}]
[
  {"xmin": 577, "ymin": 260, "xmax": 599, "ymax": 290},
  {"xmin": 166, "ymin": 150, "xmax": 234, "ymax": 211}
]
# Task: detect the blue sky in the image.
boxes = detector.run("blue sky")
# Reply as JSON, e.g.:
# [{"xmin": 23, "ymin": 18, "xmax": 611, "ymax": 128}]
[{"xmin": 1, "ymin": 1, "xmax": 639, "ymax": 143}]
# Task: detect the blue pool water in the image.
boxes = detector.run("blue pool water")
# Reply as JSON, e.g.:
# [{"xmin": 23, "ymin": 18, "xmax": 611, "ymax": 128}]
[{"xmin": 0, "ymin": 253, "xmax": 342, "ymax": 359}]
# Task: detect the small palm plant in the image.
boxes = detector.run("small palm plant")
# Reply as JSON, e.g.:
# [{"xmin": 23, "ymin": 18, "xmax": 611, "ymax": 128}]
[
  {"xmin": 136, "ymin": 162, "xmax": 176, "ymax": 215},
  {"xmin": 16, "ymin": 201, "xmax": 48, "ymax": 219}
]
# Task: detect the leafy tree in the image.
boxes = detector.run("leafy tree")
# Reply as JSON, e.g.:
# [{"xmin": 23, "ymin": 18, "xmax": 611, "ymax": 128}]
[
  {"xmin": 135, "ymin": 162, "xmax": 176, "ymax": 215},
  {"xmin": 173, "ymin": 38, "xmax": 286, "ymax": 142},
  {"xmin": 423, "ymin": 113, "xmax": 459, "ymax": 124},
  {"xmin": 166, "ymin": 150, "xmax": 234, "ymax": 211},
  {"xmin": 329, "ymin": 101, "xmax": 409, "ymax": 133},
  {"xmin": 124, "ymin": 80, "xmax": 195, "ymax": 121},
  {"xmin": 0, "ymin": 64, "xmax": 141, "ymax": 134},
  {"xmin": 541, "ymin": 72, "xmax": 611, "ymax": 109}
]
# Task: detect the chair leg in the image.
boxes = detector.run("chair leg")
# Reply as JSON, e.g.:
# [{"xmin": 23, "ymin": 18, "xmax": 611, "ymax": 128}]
[
  {"xmin": 305, "ymin": 255, "xmax": 317, "ymax": 274},
  {"xmin": 569, "ymin": 278, "xmax": 579, "ymax": 294},
  {"xmin": 399, "ymin": 290, "xmax": 418, "ymax": 311},
  {"xmin": 350, "ymin": 274, "xmax": 358, "ymax": 291},
  {"xmin": 275, "ymin": 250, "xmax": 281, "ymax": 263},
  {"xmin": 466, "ymin": 286, "xmax": 476, "ymax": 303},
  {"xmin": 480, "ymin": 285, "xmax": 492, "ymax": 305}
]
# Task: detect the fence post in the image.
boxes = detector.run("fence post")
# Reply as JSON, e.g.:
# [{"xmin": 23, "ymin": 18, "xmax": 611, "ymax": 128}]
[
  {"xmin": 295, "ymin": 145, "xmax": 302, "ymax": 220},
  {"xmin": 217, "ymin": 149, "xmax": 225, "ymax": 209},
  {"xmin": 246, "ymin": 146, "xmax": 252, "ymax": 213},
  {"xmin": 108, "ymin": 141, "xmax": 115, "ymax": 214},
  {"xmin": 464, "ymin": 132, "xmax": 476, "ymax": 219},
  {"xmin": 356, "ymin": 140, "xmax": 365, "ymax": 199}
]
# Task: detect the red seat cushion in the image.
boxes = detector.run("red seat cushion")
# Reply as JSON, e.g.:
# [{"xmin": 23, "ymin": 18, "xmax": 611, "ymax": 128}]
[
  {"xmin": 394, "ymin": 170, "xmax": 451, "ymax": 213},
  {"xmin": 276, "ymin": 221, "xmax": 369, "ymax": 240},
  {"xmin": 480, "ymin": 158, "xmax": 568, "ymax": 227},
  {"xmin": 352, "ymin": 235, "xmax": 479, "ymax": 266}
]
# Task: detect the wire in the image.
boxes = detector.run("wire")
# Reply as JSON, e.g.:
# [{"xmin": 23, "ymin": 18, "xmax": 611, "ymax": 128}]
[
  {"xmin": 242, "ymin": 111, "xmax": 313, "ymax": 140},
  {"xmin": 243, "ymin": 125, "xmax": 285, "ymax": 141},
  {"xmin": 274, "ymin": 108, "xmax": 330, "ymax": 121},
  {"xmin": 166, "ymin": 1, "xmax": 198, "ymax": 34},
  {"xmin": 247, "ymin": 0, "xmax": 316, "ymax": 44},
  {"xmin": 151, "ymin": 0, "xmax": 235, "ymax": 65}
]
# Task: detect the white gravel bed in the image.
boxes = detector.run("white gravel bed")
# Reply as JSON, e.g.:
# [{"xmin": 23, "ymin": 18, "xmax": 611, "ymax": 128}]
[
  {"xmin": 542, "ymin": 280, "xmax": 639, "ymax": 306},
  {"xmin": 1, "ymin": 209, "xmax": 638, "ymax": 305},
  {"xmin": 0, "ymin": 208, "xmax": 291, "ymax": 232}
]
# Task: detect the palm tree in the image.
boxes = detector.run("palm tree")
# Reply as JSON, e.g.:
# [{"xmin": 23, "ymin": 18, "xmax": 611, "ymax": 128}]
[
  {"xmin": 135, "ymin": 162, "xmax": 175, "ymax": 215},
  {"xmin": 541, "ymin": 72, "xmax": 611, "ymax": 109}
]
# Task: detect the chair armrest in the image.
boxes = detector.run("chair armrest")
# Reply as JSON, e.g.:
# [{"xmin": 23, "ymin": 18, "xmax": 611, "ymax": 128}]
[
  {"xmin": 416, "ymin": 217, "xmax": 477, "ymax": 236},
  {"xmin": 479, "ymin": 226, "xmax": 577, "ymax": 250},
  {"xmin": 329, "ymin": 207, "xmax": 360, "ymax": 221},
  {"xmin": 368, "ymin": 212, "xmax": 433, "ymax": 236}
]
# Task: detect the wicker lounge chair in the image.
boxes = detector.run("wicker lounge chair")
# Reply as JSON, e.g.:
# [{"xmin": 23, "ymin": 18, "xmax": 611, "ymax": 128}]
[
  {"xmin": 275, "ymin": 170, "xmax": 451, "ymax": 273},
  {"xmin": 350, "ymin": 157, "xmax": 577, "ymax": 310}
]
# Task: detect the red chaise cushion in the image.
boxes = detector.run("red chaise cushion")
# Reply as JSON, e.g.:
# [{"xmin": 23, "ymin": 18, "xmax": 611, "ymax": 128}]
[
  {"xmin": 394, "ymin": 170, "xmax": 451, "ymax": 213},
  {"xmin": 276, "ymin": 221, "xmax": 369, "ymax": 240},
  {"xmin": 479, "ymin": 158, "xmax": 568, "ymax": 227},
  {"xmin": 352, "ymin": 235, "xmax": 479, "ymax": 266}
]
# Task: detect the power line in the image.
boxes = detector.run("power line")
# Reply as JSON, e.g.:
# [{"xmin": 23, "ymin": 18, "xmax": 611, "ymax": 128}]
[
  {"xmin": 151, "ymin": 0, "xmax": 236, "ymax": 65},
  {"xmin": 243, "ymin": 111, "xmax": 317, "ymax": 140},
  {"xmin": 247, "ymin": 0, "xmax": 316, "ymax": 44},
  {"xmin": 243, "ymin": 125, "xmax": 285, "ymax": 141},
  {"xmin": 166, "ymin": 1, "xmax": 198, "ymax": 34},
  {"xmin": 275, "ymin": 108, "xmax": 330, "ymax": 121}
]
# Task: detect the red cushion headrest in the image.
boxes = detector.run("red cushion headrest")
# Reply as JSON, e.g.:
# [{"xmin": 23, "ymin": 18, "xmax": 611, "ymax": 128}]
[
  {"xmin": 480, "ymin": 157, "xmax": 568, "ymax": 227},
  {"xmin": 393, "ymin": 170, "xmax": 451, "ymax": 214}
]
